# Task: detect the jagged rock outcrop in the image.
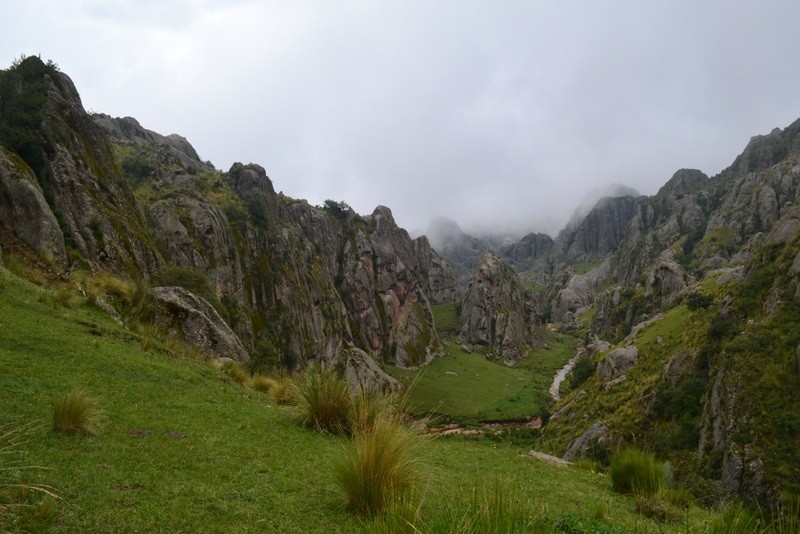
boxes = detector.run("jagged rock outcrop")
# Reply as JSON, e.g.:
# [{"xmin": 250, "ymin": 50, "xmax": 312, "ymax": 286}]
[
  {"xmin": 549, "ymin": 273, "xmax": 594, "ymax": 324},
  {"xmin": 413, "ymin": 235, "xmax": 460, "ymax": 305},
  {"xmin": 0, "ymin": 57, "xmax": 451, "ymax": 379},
  {"xmin": 612, "ymin": 169, "xmax": 710, "ymax": 287},
  {"xmin": 644, "ymin": 250, "xmax": 690, "ymax": 303},
  {"xmin": 458, "ymin": 251, "xmax": 544, "ymax": 362},
  {"xmin": 93, "ymin": 114, "xmax": 213, "ymax": 173},
  {"xmin": 0, "ymin": 57, "xmax": 163, "ymax": 276},
  {"xmin": 425, "ymin": 216, "xmax": 488, "ymax": 277},
  {"xmin": 0, "ymin": 147, "xmax": 67, "ymax": 268},
  {"xmin": 340, "ymin": 206, "xmax": 441, "ymax": 367},
  {"xmin": 151, "ymin": 286, "xmax": 249, "ymax": 362},
  {"xmin": 561, "ymin": 195, "xmax": 646, "ymax": 262},
  {"xmin": 499, "ymin": 232, "xmax": 554, "ymax": 265}
]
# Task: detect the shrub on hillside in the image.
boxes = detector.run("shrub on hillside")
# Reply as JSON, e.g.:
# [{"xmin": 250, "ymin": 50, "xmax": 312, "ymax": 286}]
[
  {"xmin": 52, "ymin": 389, "xmax": 102, "ymax": 435},
  {"xmin": 609, "ymin": 448, "xmax": 665, "ymax": 496},
  {"xmin": 686, "ymin": 291, "xmax": 714, "ymax": 310},
  {"xmin": 336, "ymin": 416, "xmax": 424, "ymax": 516},
  {"xmin": 565, "ymin": 356, "xmax": 595, "ymax": 389},
  {"xmin": 82, "ymin": 271, "xmax": 136, "ymax": 308}
]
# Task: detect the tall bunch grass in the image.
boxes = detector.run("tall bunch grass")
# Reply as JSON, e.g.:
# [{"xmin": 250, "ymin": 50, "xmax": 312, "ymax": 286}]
[
  {"xmin": 609, "ymin": 448, "xmax": 665, "ymax": 496},
  {"xmin": 83, "ymin": 271, "xmax": 135, "ymax": 308},
  {"xmin": 349, "ymin": 389, "xmax": 399, "ymax": 435},
  {"xmin": 272, "ymin": 378, "xmax": 297, "ymax": 405},
  {"xmin": 51, "ymin": 389, "xmax": 102, "ymax": 435},
  {"xmin": 1, "ymin": 420, "xmax": 60, "ymax": 529},
  {"xmin": 446, "ymin": 482, "xmax": 547, "ymax": 533},
  {"xmin": 291, "ymin": 366, "xmax": 352, "ymax": 433},
  {"xmin": 336, "ymin": 416, "xmax": 425, "ymax": 516}
]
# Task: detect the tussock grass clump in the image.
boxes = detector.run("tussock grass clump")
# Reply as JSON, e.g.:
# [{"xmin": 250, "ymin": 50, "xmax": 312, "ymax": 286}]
[
  {"xmin": 448, "ymin": 482, "xmax": 546, "ymax": 533},
  {"xmin": 51, "ymin": 389, "xmax": 102, "ymax": 435},
  {"xmin": 222, "ymin": 362, "xmax": 250, "ymax": 386},
  {"xmin": 364, "ymin": 492, "xmax": 426, "ymax": 534},
  {"xmin": 83, "ymin": 271, "xmax": 135, "ymax": 308},
  {"xmin": 272, "ymin": 378, "xmax": 298, "ymax": 405},
  {"xmin": 709, "ymin": 502, "xmax": 761, "ymax": 533},
  {"xmin": 348, "ymin": 389, "xmax": 399, "ymax": 436},
  {"xmin": 609, "ymin": 448, "xmax": 665, "ymax": 496},
  {"xmin": 250, "ymin": 374, "xmax": 276, "ymax": 393},
  {"xmin": 336, "ymin": 417, "xmax": 425, "ymax": 516},
  {"xmin": 291, "ymin": 367, "xmax": 352, "ymax": 433}
]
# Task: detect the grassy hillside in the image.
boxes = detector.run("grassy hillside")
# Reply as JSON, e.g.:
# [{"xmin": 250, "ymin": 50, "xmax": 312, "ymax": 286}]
[{"xmin": 0, "ymin": 267, "xmax": 725, "ymax": 532}]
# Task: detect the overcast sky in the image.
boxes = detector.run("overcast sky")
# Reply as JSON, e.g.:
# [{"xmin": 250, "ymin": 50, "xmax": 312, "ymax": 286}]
[{"xmin": 2, "ymin": 1, "xmax": 800, "ymax": 237}]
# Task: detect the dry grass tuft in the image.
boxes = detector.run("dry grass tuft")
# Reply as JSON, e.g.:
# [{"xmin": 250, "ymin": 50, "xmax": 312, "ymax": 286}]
[
  {"xmin": 250, "ymin": 374, "xmax": 276, "ymax": 393},
  {"xmin": 336, "ymin": 416, "xmax": 425, "ymax": 516},
  {"xmin": 51, "ymin": 389, "xmax": 102, "ymax": 435}
]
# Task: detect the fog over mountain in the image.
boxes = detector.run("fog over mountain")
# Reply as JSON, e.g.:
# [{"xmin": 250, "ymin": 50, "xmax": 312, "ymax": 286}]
[{"xmin": 3, "ymin": 1, "xmax": 800, "ymax": 236}]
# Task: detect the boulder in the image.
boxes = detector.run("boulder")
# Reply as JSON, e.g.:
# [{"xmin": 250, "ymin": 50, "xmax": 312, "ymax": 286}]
[
  {"xmin": 151, "ymin": 286, "xmax": 249, "ymax": 362},
  {"xmin": 343, "ymin": 346, "xmax": 401, "ymax": 394},
  {"xmin": 597, "ymin": 346, "xmax": 639, "ymax": 380},
  {"xmin": 549, "ymin": 390, "xmax": 586, "ymax": 421},
  {"xmin": 563, "ymin": 422, "xmax": 610, "ymax": 462}
]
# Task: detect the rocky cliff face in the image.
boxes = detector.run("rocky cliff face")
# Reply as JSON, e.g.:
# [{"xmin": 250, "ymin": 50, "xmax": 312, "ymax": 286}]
[
  {"xmin": 499, "ymin": 232, "xmax": 553, "ymax": 265},
  {"xmin": 0, "ymin": 57, "xmax": 162, "ymax": 278},
  {"xmin": 458, "ymin": 251, "xmax": 544, "ymax": 363},
  {"xmin": 560, "ymin": 195, "xmax": 646, "ymax": 262},
  {"xmin": 0, "ymin": 57, "xmax": 456, "ymax": 386},
  {"xmin": 544, "ymin": 118, "xmax": 800, "ymax": 506}
]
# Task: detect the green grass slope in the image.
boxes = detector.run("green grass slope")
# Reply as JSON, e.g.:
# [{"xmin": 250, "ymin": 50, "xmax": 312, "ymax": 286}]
[
  {"xmin": 388, "ymin": 337, "xmax": 575, "ymax": 425},
  {"xmin": 0, "ymin": 268, "xmax": 718, "ymax": 532}
]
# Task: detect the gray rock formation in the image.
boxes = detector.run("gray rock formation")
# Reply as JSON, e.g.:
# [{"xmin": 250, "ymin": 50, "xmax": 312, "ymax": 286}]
[
  {"xmin": 413, "ymin": 235, "xmax": 460, "ymax": 305},
  {"xmin": 458, "ymin": 251, "xmax": 544, "ymax": 362},
  {"xmin": 561, "ymin": 195, "xmax": 646, "ymax": 262},
  {"xmin": 596, "ymin": 346, "xmax": 639, "ymax": 380},
  {"xmin": 2, "ymin": 58, "xmax": 162, "ymax": 276},
  {"xmin": 151, "ymin": 286, "xmax": 249, "ymax": 362},
  {"xmin": 549, "ymin": 390, "xmax": 586, "ymax": 421},
  {"xmin": 343, "ymin": 346, "xmax": 401, "ymax": 393},
  {"xmin": 0, "ymin": 147, "xmax": 67, "ymax": 269},
  {"xmin": 644, "ymin": 250, "xmax": 690, "ymax": 303},
  {"xmin": 93, "ymin": 113, "xmax": 213, "ymax": 172},
  {"xmin": 500, "ymin": 232, "xmax": 554, "ymax": 265},
  {"xmin": 550, "ymin": 273, "xmax": 594, "ymax": 324},
  {"xmin": 563, "ymin": 422, "xmax": 610, "ymax": 462}
]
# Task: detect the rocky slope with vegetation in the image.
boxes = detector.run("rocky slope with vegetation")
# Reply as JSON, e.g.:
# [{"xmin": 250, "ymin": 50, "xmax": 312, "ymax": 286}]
[
  {"xmin": 0, "ymin": 57, "xmax": 458, "ymax": 386},
  {"xmin": 3, "ymin": 55, "xmax": 800, "ymax": 513},
  {"xmin": 537, "ymin": 118, "xmax": 800, "ymax": 508}
]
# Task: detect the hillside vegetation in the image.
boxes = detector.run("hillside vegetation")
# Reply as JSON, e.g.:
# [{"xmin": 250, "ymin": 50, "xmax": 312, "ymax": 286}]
[{"xmin": 0, "ymin": 267, "xmax": 728, "ymax": 532}]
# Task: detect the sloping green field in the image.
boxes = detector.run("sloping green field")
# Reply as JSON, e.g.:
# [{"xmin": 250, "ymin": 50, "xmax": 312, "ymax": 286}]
[{"xmin": 0, "ymin": 269, "xmax": 717, "ymax": 532}]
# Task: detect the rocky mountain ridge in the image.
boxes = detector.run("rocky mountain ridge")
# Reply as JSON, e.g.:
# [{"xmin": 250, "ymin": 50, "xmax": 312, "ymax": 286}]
[{"xmin": 0, "ymin": 57, "xmax": 460, "ymax": 390}]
